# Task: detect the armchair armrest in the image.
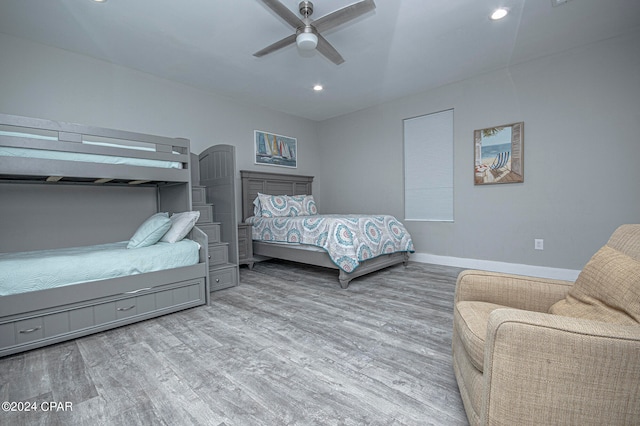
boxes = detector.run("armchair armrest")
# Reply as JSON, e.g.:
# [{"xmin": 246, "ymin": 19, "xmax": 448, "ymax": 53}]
[
  {"xmin": 455, "ymin": 270, "xmax": 573, "ymax": 313},
  {"xmin": 482, "ymin": 308, "xmax": 640, "ymax": 425}
]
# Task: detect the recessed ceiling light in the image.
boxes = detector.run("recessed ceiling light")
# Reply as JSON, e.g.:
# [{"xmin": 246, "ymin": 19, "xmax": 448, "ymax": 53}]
[
  {"xmin": 93, "ymin": 0, "xmax": 107, "ymax": 3},
  {"xmin": 313, "ymin": 84, "xmax": 323, "ymax": 91},
  {"xmin": 490, "ymin": 8, "xmax": 508, "ymax": 20}
]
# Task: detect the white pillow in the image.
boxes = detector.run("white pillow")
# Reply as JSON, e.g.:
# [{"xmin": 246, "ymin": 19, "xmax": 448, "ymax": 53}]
[
  {"xmin": 160, "ymin": 211, "xmax": 200, "ymax": 243},
  {"xmin": 127, "ymin": 212, "xmax": 171, "ymax": 249},
  {"xmin": 253, "ymin": 195, "xmax": 262, "ymax": 217}
]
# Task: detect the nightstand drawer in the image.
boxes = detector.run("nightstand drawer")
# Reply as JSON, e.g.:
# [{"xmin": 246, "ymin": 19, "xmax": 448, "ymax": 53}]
[
  {"xmin": 237, "ymin": 223, "xmax": 254, "ymax": 267},
  {"xmin": 238, "ymin": 240, "xmax": 249, "ymax": 259},
  {"xmin": 237, "ymin": 224, "xmax": 252, "ymax": 240}
]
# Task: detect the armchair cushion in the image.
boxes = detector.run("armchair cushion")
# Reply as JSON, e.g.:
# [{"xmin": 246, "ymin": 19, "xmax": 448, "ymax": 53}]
[
  {"xmin": 454, "ymin": 301, "xmax": 506, "ymax": 371},
  {"xmin": 549, "ymin": 245, "xmax": 640, "ymax": 325}
]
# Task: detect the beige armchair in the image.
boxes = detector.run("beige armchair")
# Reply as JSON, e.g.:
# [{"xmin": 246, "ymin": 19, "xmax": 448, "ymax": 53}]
[{"xmin": 452, "ymin": 224, "xmax": 640, "ymax": 426}]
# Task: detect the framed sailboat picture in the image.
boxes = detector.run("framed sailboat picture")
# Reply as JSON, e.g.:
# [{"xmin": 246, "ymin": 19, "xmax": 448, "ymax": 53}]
[{"xmin": 254, "ymin": 130, "xmax": 297, "ymax": 168}]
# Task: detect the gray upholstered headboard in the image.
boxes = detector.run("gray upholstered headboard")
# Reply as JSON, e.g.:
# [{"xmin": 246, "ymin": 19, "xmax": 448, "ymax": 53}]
[{"xmin": 240, "ymin": 170, "xmax": 313, "ymax": 221}]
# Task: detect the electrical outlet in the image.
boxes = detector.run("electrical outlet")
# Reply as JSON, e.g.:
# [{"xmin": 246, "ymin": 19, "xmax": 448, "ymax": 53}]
[{"xmin": 534, "ymin": 239, "xmax": 544, "ymax": 250}]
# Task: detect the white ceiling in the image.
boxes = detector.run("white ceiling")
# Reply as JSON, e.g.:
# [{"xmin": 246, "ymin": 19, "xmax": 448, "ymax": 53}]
[{"xmin": 1, "ymin": 0, "xmax": 639, "ymax": 121}]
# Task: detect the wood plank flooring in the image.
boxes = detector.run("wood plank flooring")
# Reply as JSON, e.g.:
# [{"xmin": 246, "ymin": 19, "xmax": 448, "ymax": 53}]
[{"xmin": 0, "ymin": 260, "xmax": 468, "ymax": 426}]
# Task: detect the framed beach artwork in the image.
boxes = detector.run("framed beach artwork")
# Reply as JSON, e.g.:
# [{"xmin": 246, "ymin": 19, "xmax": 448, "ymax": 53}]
[
  {"xmin": 254, "ymin": 130, "xmax": 297, "ymax": 168},
  {"xmin": 474, "ymin": 122, "xmax": 524, "ymax": 185}
]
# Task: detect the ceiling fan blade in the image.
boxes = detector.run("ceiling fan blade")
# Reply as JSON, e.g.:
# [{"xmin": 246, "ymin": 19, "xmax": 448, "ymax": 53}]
[
  {"xmin": 316, "ymin": 34, "xmax": 345, "ymax": 65},
  {"xmin": 314, "ymin": 0, "xmax": 376, "ymax": 33},
  {"xmin": 258, "ymin": 0, "xmax": 304, "ymax": 29},
  {"xmin": 253, "ymin": 33, "xmax": 297, "ymax": 57}
]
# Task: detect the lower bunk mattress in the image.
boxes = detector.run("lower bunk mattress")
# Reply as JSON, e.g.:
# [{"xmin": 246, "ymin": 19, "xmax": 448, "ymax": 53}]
[{"xmin": 0, "ymin": 240, "xmax": 200, "ymax": 296}]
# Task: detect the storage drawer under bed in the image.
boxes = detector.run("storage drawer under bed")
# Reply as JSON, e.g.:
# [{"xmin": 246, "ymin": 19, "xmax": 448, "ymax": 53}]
[{"xmin": 0, "ymin": 278, "xmax": 205, "ymax": 356}]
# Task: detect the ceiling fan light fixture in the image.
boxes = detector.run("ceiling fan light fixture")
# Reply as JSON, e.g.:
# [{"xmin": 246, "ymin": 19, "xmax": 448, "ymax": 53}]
[
  {"xmin": 296, "ymin": 32, "xmax": 318, "ymax": 50},
  {"xmin": 254, "ymin": 0, "xmax": 376, "ymax": 65}
]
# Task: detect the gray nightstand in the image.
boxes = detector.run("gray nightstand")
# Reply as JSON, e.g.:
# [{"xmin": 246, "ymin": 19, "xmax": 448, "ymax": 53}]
[{"xmin": 237, "ymin": 223, "xmax": 254, "ymax": 270}]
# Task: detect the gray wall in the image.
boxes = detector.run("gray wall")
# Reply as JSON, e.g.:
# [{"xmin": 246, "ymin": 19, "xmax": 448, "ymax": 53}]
[
  {"xmin": 0, "ymin": 33, "xmax": 321, "ymax": 222},
  {"xmin": 2, "ymin": 30, "xmax": 639, "ymax": 272},
  {"xmin": 317, "ymin": 30, "xmax": 640, "ymax": 271},
  {"xmin": 0, "ymin": 183, "xmax": 157, "ymax": 252}
]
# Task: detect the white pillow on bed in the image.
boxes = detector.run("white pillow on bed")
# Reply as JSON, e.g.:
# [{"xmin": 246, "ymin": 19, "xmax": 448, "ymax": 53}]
[
  {"xmin": 160, "ymin": 211, "xmax": 200, "ymax": 243},
  {"xmin": 127, "ymin": 212, "xmax": 171, "ymax": 249},
  {"xmin": 253, "ymin": 195, "xmax": 262, "ymax": 217}
]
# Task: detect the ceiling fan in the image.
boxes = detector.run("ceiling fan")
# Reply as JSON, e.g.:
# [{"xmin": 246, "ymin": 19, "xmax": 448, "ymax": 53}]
[{"xmin": 253, "ymin": 0, "xmax": 376, "ymax": 65}]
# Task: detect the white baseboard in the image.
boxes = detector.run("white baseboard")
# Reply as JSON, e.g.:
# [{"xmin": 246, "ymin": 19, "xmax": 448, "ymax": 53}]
[{"xmin": 411, "ymin": 253, "xmax": 581, "ymax": 281}]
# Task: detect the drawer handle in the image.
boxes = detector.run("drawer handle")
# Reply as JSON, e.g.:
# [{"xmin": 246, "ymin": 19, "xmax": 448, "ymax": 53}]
[
  {"xmin": 19, "ymin": 326, "xmax": 41, "ymax": 334},
  {"xmin": 215, "ymin": 278, "xmax": 220, "ymax": 283},
  {"xmin": 125, "ymin": 287, "xmax": 152, "ymax": 294},
  {"xmin": 208, "ymin": 255, "xmax": 211, "ymax": 259},
  {"xmin": 117, "ymin": 305, "xmax": 136, "ymax": 312}
]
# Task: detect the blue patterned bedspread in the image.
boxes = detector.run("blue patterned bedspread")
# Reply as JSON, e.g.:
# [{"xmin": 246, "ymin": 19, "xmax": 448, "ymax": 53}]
[{"xmin": 246, "ymin": 214, "xmax": 414, "ymax": 273}]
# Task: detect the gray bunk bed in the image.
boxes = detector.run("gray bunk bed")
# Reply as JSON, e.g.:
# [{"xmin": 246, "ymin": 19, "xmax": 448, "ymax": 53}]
[
  {"xmin": 240, "ymin": 170, "xmax": 411, "ymax": 288},
  {"xmin": 0, "ymin": 113, "xmax": 209, "ymax": 357}
]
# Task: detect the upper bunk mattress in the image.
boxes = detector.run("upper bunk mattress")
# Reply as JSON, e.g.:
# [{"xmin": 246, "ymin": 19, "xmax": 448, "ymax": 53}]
[
  {"xmin": 246, "ymin": 214, "xmax": 415, "ymax": 273},
  {"xmin": 0, "ymin": 130, "xmax": 182, "ymax": 169},
  {"xmin": 0, "ymin": 240, "xmax": 199, "ymax": 296}
]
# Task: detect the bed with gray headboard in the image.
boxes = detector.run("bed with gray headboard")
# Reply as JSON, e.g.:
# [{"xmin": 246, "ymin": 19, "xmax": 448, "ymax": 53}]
[
  {"xmin": 240, "ymin": 170, "xmax": 413, "ymax": 288},
  {"xmin": 0, "ymin": 112, "xmax": 209, "ymax": 357}
]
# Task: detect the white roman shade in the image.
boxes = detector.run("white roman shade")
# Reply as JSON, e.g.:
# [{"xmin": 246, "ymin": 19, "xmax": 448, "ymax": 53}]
[{"xmin": 403, "ymin": 109, "xmax": 454, "ymax": 221}]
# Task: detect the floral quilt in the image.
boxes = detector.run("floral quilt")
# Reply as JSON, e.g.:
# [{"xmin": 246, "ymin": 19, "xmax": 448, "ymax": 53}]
[{"xmin": 246, "ymin": 214, "xmax": 414, "ymax": 273}]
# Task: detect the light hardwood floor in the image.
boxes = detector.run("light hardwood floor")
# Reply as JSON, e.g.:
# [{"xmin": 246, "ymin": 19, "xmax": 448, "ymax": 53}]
[{"xmin": 0, "ymin": 260, "xmax": 468, "ymax": 426}]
